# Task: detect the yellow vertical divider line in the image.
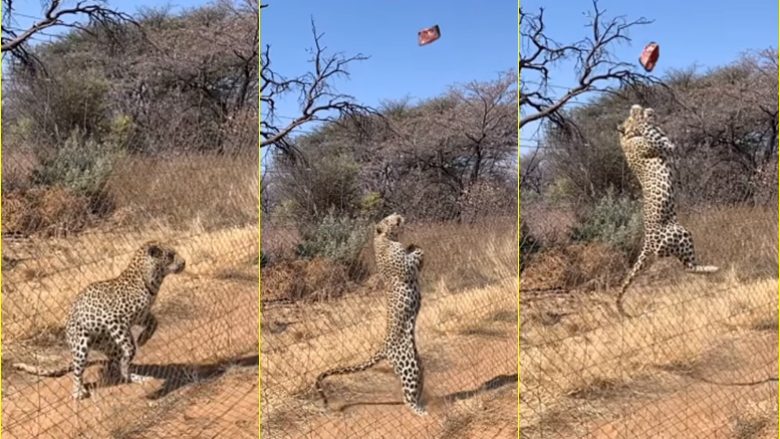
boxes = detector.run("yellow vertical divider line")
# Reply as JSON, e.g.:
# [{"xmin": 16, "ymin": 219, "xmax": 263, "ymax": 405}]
[
  {"xmin": 0, "ymin": 0, "xmax": 4, "ymax": 434},
  {"xmin": 516, "ymin": 1, "xmax": 521, "ymax": 438},
  {"xmin": 258, "ymin": 4, "xmax": 264, "ymax": 439}
]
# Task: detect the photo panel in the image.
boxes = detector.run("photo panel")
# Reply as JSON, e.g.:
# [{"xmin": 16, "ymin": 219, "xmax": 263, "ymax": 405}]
[
  {"xmin": 1, "ymin": 1, "xmax": 259, "ymax": 437},
  {"xmin": 260, "ymin": 1, "xmax": 518, "ymax": 437},
  {"xmin": 520, "ymin": 1, "xmax": 778, "ymax": 437}
]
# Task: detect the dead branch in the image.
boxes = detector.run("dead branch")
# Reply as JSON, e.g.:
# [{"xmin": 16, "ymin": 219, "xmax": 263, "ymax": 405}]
[
  {"xmin": 520, "ymin": 0, "xmax": 657, "ymax": 129},
  {"xmin": 2, "ymin": 0, "xmax": 135, "ymax": 68},
  {"xmin": 260, "ymin": 18, "xmax": 375, "ymax": 155}
]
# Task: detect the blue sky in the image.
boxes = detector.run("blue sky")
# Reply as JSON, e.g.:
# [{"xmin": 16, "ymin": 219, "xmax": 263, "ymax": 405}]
[
  {"xmin": 261, "ymin": 0, "xmax": 516, "ymax": 139},
  {"xmin": 520, "ymin": 0, "xmax": 778, "ymax": 153}
]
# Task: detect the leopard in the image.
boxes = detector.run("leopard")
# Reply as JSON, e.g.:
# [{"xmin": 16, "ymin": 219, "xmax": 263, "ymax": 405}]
[
  {"xmin": 12, "ymin": 241, "xmax": 185, "ymax": 400},
  {"xmin": 615, "ymin": 104, "xmax": 718, "ymax": 317},
  {"xmin": 315, "ymin": 213, "xmax": 426, "ymax": 415}
]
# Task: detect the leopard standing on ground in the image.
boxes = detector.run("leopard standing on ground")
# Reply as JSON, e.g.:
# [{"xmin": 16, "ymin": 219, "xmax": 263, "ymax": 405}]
[
  {"xmin": 615, "ymin": 104, "xmax": 718, "ymax": 317},
  {"xmin": 315, "ymin": 213, "xmax": 427, "ymax": 415},
  {"xmin": 12, "ymin": 241, "xmax": 185, "ymax": 399}
]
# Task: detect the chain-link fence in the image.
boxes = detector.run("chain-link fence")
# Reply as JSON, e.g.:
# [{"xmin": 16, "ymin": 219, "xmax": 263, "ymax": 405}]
[
  {"xmin": 260, "ymin": 23, "xmax": 519, "ymax": 434},
  {"xmin": 261, "ymin": 213, "xmax": 517, "ymax": 438},
  {"xmin": 1, "ymin": 2, "xmax": 259, "ymax": 436},
  {"xmin": 519, "ymin": 125, "xmax": 779, "ymax": 436},
  {"xmin": 2, "ymin": 148, "xmax": 259, "ymax": 439}
]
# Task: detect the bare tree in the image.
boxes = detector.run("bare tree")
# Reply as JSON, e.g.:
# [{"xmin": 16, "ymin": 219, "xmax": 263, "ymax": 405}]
[
  {"xmin": 2, "ymin": 0, "xmax": 133, "ymax": 65},
  {"xmin": 260, "ymin": 18, "xmax": 375, "ymax": 155},
  {"xmin": 533, "ymin": 49, "xmax": 778, "ymax": 206},
  {"xmin": 520, "ymin": 0, "xmax": 656, "ymax": 129}
]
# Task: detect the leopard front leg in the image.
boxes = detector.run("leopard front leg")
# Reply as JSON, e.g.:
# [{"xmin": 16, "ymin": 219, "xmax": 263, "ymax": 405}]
[
  {"xmin": 112, "ymin": 326, "xmax": 136, "ymax": 382},
  {"xmin": 103, "ymin": 327, "xmax": 152, "ymax": 385},
  {"xmin": 69, "ymin": 333, "xmax": 91, "ymax": 400},
  {"xmin": 135, "ymin": 313, "xmax": 158, "ymax": 347},
  {"xmin": 405, "ymin": 244, "xmax": 424, "ymax": 271}
]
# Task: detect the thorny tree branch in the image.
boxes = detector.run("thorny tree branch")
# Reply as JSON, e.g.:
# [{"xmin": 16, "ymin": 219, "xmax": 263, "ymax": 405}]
[
  {"xmin": 519, "ymin": 0, "xmax": 659, "ymax": 129},
  {"xmin": 260, "ymin": 18, "xmax": 375, "ymax": 155},
  {"xmin": 2, "ymin": 0, "xmax": 135, "ymax": 66}
]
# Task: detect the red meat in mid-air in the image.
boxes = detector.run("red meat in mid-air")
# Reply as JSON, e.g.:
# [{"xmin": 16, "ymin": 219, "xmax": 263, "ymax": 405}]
[
  {"xmin": 418, "ymin": 25, "xmax": 441, "ymax": 46},
  {"xmin": 639, "ymin": 42, "xmax": 660, "ymax": 72}
]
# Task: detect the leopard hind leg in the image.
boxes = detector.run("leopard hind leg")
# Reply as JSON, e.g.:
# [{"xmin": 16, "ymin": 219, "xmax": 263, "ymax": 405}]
[
  {"xmin": 387, "ymin": 329, "xmax": 426, "ymax": 416},
  {"xmin": 661, "ymin": 223, "xmax": 718, "ymax": 274}
]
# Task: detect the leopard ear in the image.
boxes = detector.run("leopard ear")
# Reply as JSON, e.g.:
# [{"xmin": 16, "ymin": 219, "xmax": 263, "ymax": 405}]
[
  {"xmin": 147, "ymin": 244, "xmax": 163, "ymax": 258},
  {"xmin": 376, "ymin": 225, "xmax": 383, "ymax": 235}
]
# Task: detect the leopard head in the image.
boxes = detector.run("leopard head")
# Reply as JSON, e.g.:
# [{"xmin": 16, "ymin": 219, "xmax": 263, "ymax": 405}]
[
  {"xmin": 130, "ymin": 241, "xmax": 186, "ymax": 289},
  {"xmin": 376, "ymin": 213, "xmax": 405, "ymax": 240},
  {"xmin": 617, "ymin": 104, "xmax": 646, "ymax": 138}
]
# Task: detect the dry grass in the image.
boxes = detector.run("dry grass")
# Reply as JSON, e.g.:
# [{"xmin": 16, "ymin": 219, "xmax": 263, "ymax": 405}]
[
  {"xmin": 520, "ymin": 206, "xmax": 778, "ymax": 437},
  {"xmin": 261, "ymin": 257, "xmax": 355, "ymax": 303},
  {"xmin": 2, "ymin": 151, "xmax": 258, "ymax": 238},
  {"xmin": 107, "ymin": 152, "xmax": 258, "ymax": 231},
  {"xmin": 521, "ymin": 276, "xmax": 776, "ymax": 435}
]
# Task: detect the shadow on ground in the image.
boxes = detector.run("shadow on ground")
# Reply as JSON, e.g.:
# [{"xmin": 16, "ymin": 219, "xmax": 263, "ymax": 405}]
[{"xmin": 88, "ymin": 354, "xmax": 259, "ymax": 399}]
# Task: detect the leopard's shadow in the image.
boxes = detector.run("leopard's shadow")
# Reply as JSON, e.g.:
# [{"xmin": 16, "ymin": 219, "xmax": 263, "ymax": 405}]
[
  {"xmin": 87, "ymin": 355, "xmax": 258, "ymax": 400},
  {"xmin": 335, "ymin": 373, "xmax": 517, "ymax": 412}
]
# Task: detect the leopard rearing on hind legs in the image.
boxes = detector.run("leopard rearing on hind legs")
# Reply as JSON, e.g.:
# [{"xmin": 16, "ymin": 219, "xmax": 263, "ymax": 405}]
[
  {"xmin": 615, "ymin": 104, "xmax": 718, "ymax": 317},
  {"xmin": 314, "ymin": 213, "xmax": 426, "ymax": 415}
]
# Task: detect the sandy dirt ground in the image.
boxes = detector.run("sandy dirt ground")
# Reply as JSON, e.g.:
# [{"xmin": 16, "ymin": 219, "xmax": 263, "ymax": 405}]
[
  {"xmin": 520, "ymin": 273, "xmax": 778, "ymax": 439},
  {"xmin": 583, "ymin": 329, "xmax": 777, "ymax": 438},
  {"xmin": 2, "ymin": 227, "xmax": 259, "ymax": 438}
]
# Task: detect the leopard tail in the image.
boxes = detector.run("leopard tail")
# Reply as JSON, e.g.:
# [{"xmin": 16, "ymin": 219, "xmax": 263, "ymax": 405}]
[
  {"xmin": 12, "ymin": 358, "xmax": 105, "ymax": 377},
  {"xmin": 315, "ymin": 349, "xmax": 385, "ymax": 407},
  {"xmin": 12, "ymin": 362, "xmax": 73, "ymax": 377}
]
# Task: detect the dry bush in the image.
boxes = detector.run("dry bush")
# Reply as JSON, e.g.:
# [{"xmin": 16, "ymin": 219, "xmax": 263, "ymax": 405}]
[
  {"xmin": 521, "ymin": 243, "xmax": 626, "ymax": 291},
  {"xmin": 261, "ymin": 258, "xmax": 355, "ymax": 303},
  {"xmin": 404, "ymin": 217, "xmax": 516, "ymax": 292},
  {"xmin": 2, "ymin": 186, "xmax": 92, "ymax": 236},
  {"xmin": 521, "ymin": 205, "xmax": 778, "ymax": 292},
  {"xmin": 682, "ymin": 206, "xmax": 778, "ymax": 281},
  {"xmin": 262, "ymin": 216, "xmax": 517, "ymax": 303}
]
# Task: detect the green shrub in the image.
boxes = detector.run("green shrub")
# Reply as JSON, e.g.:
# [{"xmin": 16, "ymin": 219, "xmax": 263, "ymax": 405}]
[
  {"xmin": 31, "ymin": 129, "xmax": 125, "ymax": 200},
  {"xmin": 571, "ymin": 189, "xmax": 642, "ymax": 255},
  {"xmin": 295, "ymin": 209, "xmax": 369, "ymax": 269}
]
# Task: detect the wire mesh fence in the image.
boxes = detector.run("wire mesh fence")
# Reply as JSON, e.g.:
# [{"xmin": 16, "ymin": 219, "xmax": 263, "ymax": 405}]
[
  {"xmin": 259, "ymin": 19, "xmax": 519, "ymax": 434},
  {"xmin": 519, "ymin": 118, "xmax": 779, "ymax": 436},
  {"xmin": 1, "ymin": 2, "xmax": 260, "ymax": 436},
  {"xmin": 261, "ymin": 213, "xmax": 517, "ymax": 438},
  {"xmin": 2, "ymin": 147, "xmax": 259, "ymax": 438}
]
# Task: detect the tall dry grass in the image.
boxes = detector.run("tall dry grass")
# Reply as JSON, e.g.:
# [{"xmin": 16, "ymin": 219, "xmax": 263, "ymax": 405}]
[{"xmin": 107, "ymin": 152, "xmax": 258, "ymax": 230}]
